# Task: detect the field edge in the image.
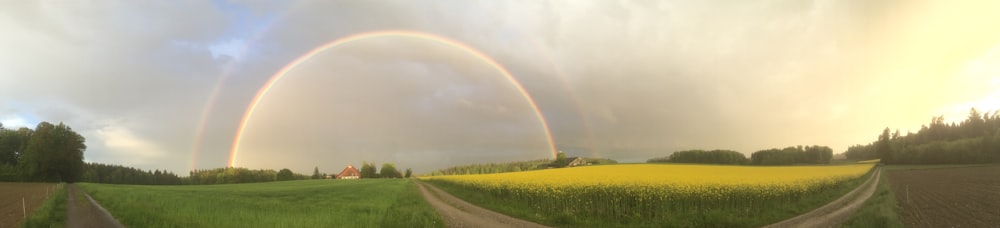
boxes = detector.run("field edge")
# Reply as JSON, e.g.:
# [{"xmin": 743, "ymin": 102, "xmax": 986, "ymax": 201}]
[
  {"xmin": 841, "ymin": 170, "xmax": 903, "ymax": 228},
  {"xmin": 22, "ymin": 183, "xmax": 68, "ymax": 228}
]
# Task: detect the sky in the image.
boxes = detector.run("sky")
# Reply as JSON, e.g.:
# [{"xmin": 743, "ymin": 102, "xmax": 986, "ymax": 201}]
[{"xmin": 2, "ymin": 0, "xmax": 1000, "ymax": 175}]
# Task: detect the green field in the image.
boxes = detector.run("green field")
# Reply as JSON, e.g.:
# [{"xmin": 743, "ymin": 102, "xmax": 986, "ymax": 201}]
[{"xmin": 78, "ymin": 179, "xmax": 442, "ymax": 227}]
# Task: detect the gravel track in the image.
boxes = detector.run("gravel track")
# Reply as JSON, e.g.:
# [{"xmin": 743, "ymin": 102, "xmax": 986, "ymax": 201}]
[
  {"xmin": 66, "ymin": 184, "xmax": 124, "ymax": 228},
  {"xmin": 415, "ymin": 181, "xmax": 549, "ymax": 228},
  {"xmin": 764, "ymin": 167, "xmax": 882, "ymax": 228}
]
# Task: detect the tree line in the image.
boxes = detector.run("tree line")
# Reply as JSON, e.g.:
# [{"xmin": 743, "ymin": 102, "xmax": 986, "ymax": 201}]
[
  {"xmin": 427, "ymin": 153, "xmax": 618, "ymax": 176},
  {"xmin": 359, "ymin": 162, "xmax": 412, "ymax": 178},
  {"xmin": 76, "ymin": 163, "xmax": 419, "ymax": 185},
  {"xmin": 81, "ymin": 162, "xmax": 184, "ymax": 185},
  {"xmin": 0, "ymin": 122, "xmax": 86, "ymax": 182},
  {"xmin": 648, "ymin": 150, "xmax": 748, "ymax": 165},
  {"xmin": 648, "ymin": 146, "xmax": 833, "ymax": 166},
  {"xmin": 845, "ymin": 108, "xmax": 1000, "ymax": 164},
  {"xmin": 749, "ymin": 145, "xmax": 833, "ymax": 165},
  {"xmin": 85, "ymin": 165, "xmax": 357, "ymax": 185}
]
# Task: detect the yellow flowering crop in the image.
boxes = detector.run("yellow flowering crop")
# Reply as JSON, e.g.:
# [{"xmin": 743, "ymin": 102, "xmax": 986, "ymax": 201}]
[{"xmin": 421, "ymin": 164, "xmax": 874, "ymax": 224}]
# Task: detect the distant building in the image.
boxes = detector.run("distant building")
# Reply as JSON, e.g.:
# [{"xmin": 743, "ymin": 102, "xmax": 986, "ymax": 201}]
[
  {"xmin": 337, "ymin": 165, "xmax": 361, "ymax": 179},
  {"xmin": 565, "ymin": 157, "xmax": 588, "ymax": 167}
]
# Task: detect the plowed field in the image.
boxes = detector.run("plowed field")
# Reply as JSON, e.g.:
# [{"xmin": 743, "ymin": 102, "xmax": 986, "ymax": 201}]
[
  {"xmin": 0, "ymin": 182, "xmax": 57, "ymax": 228},
  {"xmin": 887, "ymin": 165, "xmax": 1000, "ymax": 228}
]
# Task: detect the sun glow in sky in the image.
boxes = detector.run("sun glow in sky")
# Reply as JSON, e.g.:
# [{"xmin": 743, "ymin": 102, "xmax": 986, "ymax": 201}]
[{"xmin": 2, "ymin": 1, "xmax": 1000, "ymax": 174}]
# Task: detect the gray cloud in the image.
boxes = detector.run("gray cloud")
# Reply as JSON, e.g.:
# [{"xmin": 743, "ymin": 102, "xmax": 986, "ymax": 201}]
[{"xmin": 3, "ymin": 0, "xmax": 999, "ymax": 174}]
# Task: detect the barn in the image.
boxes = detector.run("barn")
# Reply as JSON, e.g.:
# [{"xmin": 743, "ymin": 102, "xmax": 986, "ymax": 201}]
[
  {"xmin": 565, "ymin": 157, "xmax": 588, "ymax": 167},
  {"xmin": 337, "ymin": 165, "xmax": 361, "ymax": 179}
]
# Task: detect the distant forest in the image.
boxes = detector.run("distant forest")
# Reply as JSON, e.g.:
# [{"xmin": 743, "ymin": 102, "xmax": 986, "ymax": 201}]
[
  {"xmin": 0, "ymin": 121, "xmax": 415, "ymax": 185},
  {"xmin": 845, "ymin": 108, "xmax": 1000, "ymax": 164},
  {"xmin": 647, "ymin": 146, "xmax": 834, "ymax": 166}
]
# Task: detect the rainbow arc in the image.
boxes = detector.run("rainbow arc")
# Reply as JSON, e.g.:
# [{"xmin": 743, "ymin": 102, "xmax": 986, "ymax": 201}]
[{"xmin": 227, "ymin": 30, "xmax": 557, "ymax": 167}]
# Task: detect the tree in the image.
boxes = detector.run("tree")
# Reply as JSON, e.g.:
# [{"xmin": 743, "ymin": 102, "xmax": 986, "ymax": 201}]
[
  {"xmin": 379, "ymin": 163, "xmax": 401, "ymax": 178},
  {"xmin": 20, "ymin": 122, "xmax": 55, "ymax": 181},
  {"xmin": 311, "ymin": 166, "xmax": 321, "ymax": 179},
  {"xmin": 0, "ymin": 127, "xmax": 32, "ymax": 166},
  {"xmin": 51, "ymin": 123, "xmax": 86, "ymax": 183},
  {"xmin": 360, "ymin": 162, "xmax": 378, "ymax": 178},
  {"xmin": 19, "ymin": 122, "xmax": 85, "ymax": 182},
  {"xmin": 276, "ymin": 168, "xmax": 294, "ymax": 181},
  {"xmin": 877, "ymin": 127, "xmax": 893, "ymax": 164},
  {"xmin": 552, "ymin": 151, "xmax": 568, "ymax": 167},
  {"xmin": 404, "ymin": 168, "xmax": 412, "ymax": 178}
]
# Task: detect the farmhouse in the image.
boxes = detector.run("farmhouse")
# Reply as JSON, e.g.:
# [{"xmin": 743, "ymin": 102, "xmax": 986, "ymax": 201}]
[
  {"xmin": 337, "ymin": 165, "xmax": 361, "ymax": 179},
  {"xmin": 565, "ymin": 157, "xmax": 588, "ymax": 167}
]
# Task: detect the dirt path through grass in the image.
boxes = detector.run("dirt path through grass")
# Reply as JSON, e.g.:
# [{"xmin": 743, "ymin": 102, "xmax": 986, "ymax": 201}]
[
  {"xmin": 416, "ymin": 181, "xmax": 548, "ymax": 228},
  {"xmin": 765, "ymin": 167, "xmax": 882, "ymax": 228},
  {"xmin": 66, "ymin": 184, "xmax": 124, "ymax": 228}
]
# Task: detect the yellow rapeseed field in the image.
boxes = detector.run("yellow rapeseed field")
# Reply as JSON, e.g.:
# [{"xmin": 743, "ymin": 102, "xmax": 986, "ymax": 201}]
[{"xmin": 422, "ymin": 163, "xmax": 874, "ymax": 225}]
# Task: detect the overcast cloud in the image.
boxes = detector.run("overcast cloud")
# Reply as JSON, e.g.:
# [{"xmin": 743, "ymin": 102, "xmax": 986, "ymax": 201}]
[{"xmin": 2, "ymin": 0, "xmax": 1000, "ymax": 174}]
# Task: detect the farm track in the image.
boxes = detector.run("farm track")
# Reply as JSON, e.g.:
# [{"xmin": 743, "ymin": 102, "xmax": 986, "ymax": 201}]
[
  {"xmin": 66, "ymin": 184, "xmax": 124, "ymax": 228},
  {"xmin": 764, "ymin": 167, "xmax": 881, "ymax": 228},
  {"xmin": 415, "ymin": 181, "xmax": 549, "ymax": 228}
]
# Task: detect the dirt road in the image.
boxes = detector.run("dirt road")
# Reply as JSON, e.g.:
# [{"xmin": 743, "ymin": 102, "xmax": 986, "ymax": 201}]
[
  {"xmin": 66, "ymin": 184, "xmax": 124, "ymax": 228},
  {"xmin": 764, "ymin": 167, "xmax": 882, "ymax": 228},
  {"xmin": 415, "ymin": 181, "xmax": 549, "ymax": 228}
]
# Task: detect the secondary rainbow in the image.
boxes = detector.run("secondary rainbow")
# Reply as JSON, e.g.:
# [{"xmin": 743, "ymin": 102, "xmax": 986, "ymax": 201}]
[
  {"xmin": 227, "ymin": 30, "xmax": 557, "ymax": 167},
  {"xmin": 523, "ymin": 38, "xmax": 600, "ymax": 158}
]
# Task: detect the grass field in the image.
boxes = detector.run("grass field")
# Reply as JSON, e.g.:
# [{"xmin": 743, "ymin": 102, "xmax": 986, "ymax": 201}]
[
  {"xmin": 422, "ymin": 163, "xmax": 874, "ymax": 227},
  {"xmin": 78, "ymin": 179, "xmax": 442, "ymax": 227}
]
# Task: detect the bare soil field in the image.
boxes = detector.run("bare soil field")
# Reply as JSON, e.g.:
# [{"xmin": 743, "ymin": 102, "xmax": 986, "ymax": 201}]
[
  {"xmin": 0, "ymin": 182, "xmax": 57, "ymax": 228},
  {"xmin": 887, "ymin": 165, "xmax": 1000, "ymax": 228}
]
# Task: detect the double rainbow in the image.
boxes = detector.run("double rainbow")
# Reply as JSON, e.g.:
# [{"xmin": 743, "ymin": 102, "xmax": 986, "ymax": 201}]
[{"xmin": 227, "ymin": 30, "xmax": 557, "ymax": 167}]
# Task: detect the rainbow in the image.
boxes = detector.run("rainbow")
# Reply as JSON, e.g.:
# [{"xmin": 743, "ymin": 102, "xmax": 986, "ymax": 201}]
[
  {"xmin": 190, "ymin": 10, "xmax": 285, "ymax": 171},
  {"xmin": 523, "ymin": 39, "xmax": 599, "ymax": 158},
  {"xmin": 227, "ymin": 30, "xmax": 557, "ymax": 167}
]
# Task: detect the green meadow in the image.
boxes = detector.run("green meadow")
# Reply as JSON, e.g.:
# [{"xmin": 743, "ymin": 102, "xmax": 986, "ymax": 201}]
[{"xmin": 78, "ymin": 179, "xmax": 442, "ymax": 227}]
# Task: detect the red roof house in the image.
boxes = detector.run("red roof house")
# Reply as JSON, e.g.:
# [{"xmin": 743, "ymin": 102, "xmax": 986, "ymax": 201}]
[{"xmin": 337, "ymin": 165, "xmax": 361, "ymax": 179}]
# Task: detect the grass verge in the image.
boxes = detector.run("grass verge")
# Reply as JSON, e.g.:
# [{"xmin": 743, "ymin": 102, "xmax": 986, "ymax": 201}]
[
  {"xmin": 78, "ymin": 179, "xmax": 441, "ymax": 227},
  {"xmin": 882, "ymin": 164, "xmax": 986, "ymax": 171},
  {"xmin": 381, "ymin": 179, "xmax": 444, "ymax": 227},
  {"xmin": 842, "ymin": 171, "xmax": 902, "ymax": 228},
  {"xmin": 22, "ymin": 183, "xmax": 67, "ymax": 228}
]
